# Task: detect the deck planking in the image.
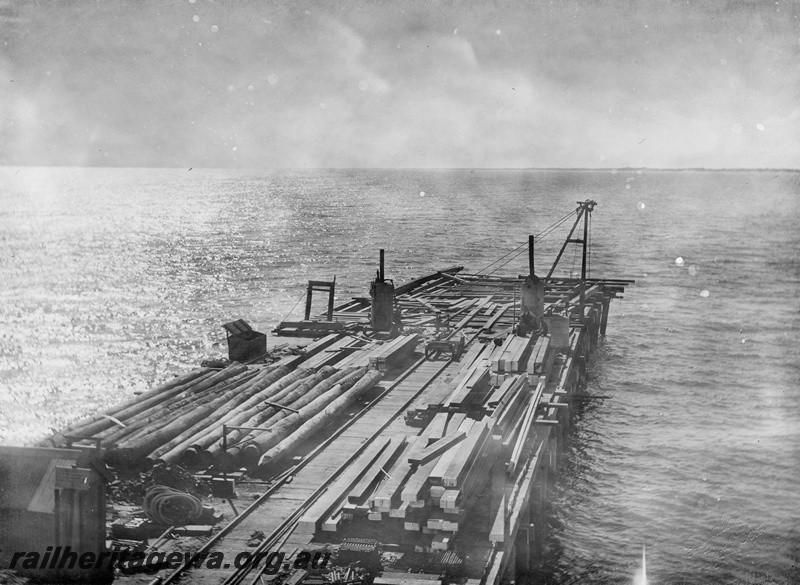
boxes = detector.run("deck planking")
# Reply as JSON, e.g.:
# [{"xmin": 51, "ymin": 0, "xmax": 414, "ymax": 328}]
[{"xmin": 184, "ymin": 356, "xmax": 463, "ymax": 585}]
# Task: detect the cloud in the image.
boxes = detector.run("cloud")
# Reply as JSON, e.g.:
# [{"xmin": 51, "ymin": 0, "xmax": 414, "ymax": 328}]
[{"xmin": 1, "ymin": 0, "xmax": 798, "ymax": 168}]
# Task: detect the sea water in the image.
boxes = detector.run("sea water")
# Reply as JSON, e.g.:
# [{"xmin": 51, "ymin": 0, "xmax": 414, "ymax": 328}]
[{"xmin": 1, "ymin": 167, "xmax": 798, "ymax": 583}]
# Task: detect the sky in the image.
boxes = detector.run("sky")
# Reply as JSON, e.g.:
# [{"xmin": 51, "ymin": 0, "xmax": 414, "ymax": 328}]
[{"xmin": 1, "ymin": 0, "xmax": 798, "ymax": 169}]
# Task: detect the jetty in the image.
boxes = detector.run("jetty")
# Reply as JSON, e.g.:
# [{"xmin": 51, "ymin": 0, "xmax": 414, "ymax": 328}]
[{"xmin": 1, "ymin": 200, "xmax": 632, "ymax": 585}]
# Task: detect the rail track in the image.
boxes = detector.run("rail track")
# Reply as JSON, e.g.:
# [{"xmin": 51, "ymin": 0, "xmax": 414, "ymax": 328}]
[{"xmin": 150, "ymin": 352, "xmax": 457, "ymax": 585}]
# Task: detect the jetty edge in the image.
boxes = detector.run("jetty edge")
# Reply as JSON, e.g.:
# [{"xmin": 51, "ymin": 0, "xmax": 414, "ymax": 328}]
[{"xmin": 1, "ymin": 199, "xmax": 633, "ymax": 585}]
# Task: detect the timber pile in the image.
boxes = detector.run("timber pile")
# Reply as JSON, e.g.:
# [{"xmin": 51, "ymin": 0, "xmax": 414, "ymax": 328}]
[
  {"xmin": 404, "ymin": 342, "xmax": 487, "ymax": 426},
  {"xmin": 526, "ymin": 335, "xmax": 554, "ymax": 385},
  {"xmin": 284, "ymin": 268, "xmax": 622, "ymax": 374},
  {"xmin": 369, "ymin": 334, "xmax": 419, "ymax": 372},
  {"xmin": 293, "ymin": 334, "xmax": 560, "ymax": 551},
  {"xmin": 296, "ymin": 269, "xmax": 523, "ymax": 334},
  {"xmin": 392, "ymin": 274, "xmax": 626, "ymax": 333},
  {"xmin": 334, "ymin": 334, "xmax": 419, "ymax": 371},
  {"xmin": 405, "ymin": 329, "xmax": 556, "ymax": 427},
  {"xmin": 490, "ymin": 334, "xmax": 535, "ymax": 376},
  {"xmin": 405, "ymin": 333, "xmax": 544, "ymax": 426},
  {"xmin": 295, "ymin": 411, "xmax": 501, "ymax": 549},
  {"xmin": 44, "ymin": 358, "xmax": 384, "ymax": 470}
]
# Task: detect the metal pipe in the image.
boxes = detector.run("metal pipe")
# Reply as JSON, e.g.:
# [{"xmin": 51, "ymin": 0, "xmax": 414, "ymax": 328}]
[
  {"xmin": 528, "ymin": 235, "xmax": 535, "ymax": 276},
  {"xmin": 580, "ymin": 202, "xmax": 592, "ymax": 316},
  {"xmin": 581, "ymin": 208, "xmax": 589, "ymax": 281}
]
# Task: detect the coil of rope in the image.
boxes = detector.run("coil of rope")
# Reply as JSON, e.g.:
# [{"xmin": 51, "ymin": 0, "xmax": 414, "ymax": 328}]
[{"xmin": 143, "ymin": 485, "xmax": 203, "ymax": 525}]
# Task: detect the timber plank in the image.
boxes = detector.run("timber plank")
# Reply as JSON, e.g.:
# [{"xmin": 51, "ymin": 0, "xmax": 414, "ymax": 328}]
[
  {"xmin": 295, "ymin": 435, "xmax": 392, "ymax": 532},
  {"xmin": 408, "ymin": 430, "xmax": 466, "ymax": 465},
  {"xmin": 439, "ymin": 419, "xmax": 489, "ymax": 487},
  {"xmin": 370, "ymin": 437, "xmax": 420, "ymax": 509},
  {"xmin": 348, "ymin": 434, "xmax": 408, "ymax": 504}
]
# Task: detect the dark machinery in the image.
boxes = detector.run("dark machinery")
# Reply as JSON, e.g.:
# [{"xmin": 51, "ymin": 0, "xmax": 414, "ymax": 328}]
[
  {"xmin": 370, "ymin": 249, "xmax": 395, "ymax": 332},
  {"xmin": 424, "ymin": 336, "xmax": 465, "ymax": 360}
]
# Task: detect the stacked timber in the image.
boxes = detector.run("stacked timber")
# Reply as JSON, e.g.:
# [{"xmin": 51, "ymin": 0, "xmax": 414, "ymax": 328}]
[
  {"xmin": 404, "ymin": 342, "xmax": 487, "ymax": 426},
  {"xmin": 293, "ymin": 340, "xmax": 561, "ymax": 550},
  {"xmin": 404, "ymin": 332, "xmax": 553, "ymax": 430},
  {"xmin": 246, "ymin": 368, "xmax": 383, "ymax": 467},
  {"xmin": 299, "ymin": 336, "xmax": 364, "ymax": 370},
  {"xmin": 296, "ymin": 367, "xmax": 557, "ymax": 547},
  {"xmin": 331, "ymin": 333, "xmax": 419, "ymax": 371},
  {"xmin": 43, "ymin": 367, "xmax": 217, "ymax": 446},
  {"xmin": 334, "ymin": 341, "xmax": 383, "ymax": 369},
  {"xmin": 490, "ymin": 334, "xmax": 536, "ymax": 376},
  {"xmin": 295, "ymin": 410, "xmax": 501, "ymax": 549},
  {"xmin": 312, "ymin": 338, "xmax": 562, "ymax": 551},
  {"xmin": 295, "ymin": 267, "xmax": 620, "ymax": 342},
  {"xmin": 43, "ymin": 357, "xmax": 385, "ymax": 470},
  {"xmin": 526, "ymin": 336, "xmax": 554, "ymax": 385},
  {"xmin": 368, "ymin": 334, "xmax": 419, "ymax": 372}
]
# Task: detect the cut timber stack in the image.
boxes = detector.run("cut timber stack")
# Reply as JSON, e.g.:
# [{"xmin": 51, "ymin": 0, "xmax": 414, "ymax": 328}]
[
  {"xmin": 404, "ymin": 342, "xmax": 488, "ymax": 426},
  {"xmin": 491, "ymin": 334, "xmax": 536, "ymax": 376},
  {"xmin": 299, "ymin": 412, "xmax": 499, "ymax": 549},
  {"xmin": 272, "ymin": 334, "xmax": 343, "ymax": 369},
  {"xmin": 526, "ymin": 336, "xmax": 554, "ymax": 385},
  {"xmin": 368, "ymin": 334, "xmax": 420, "ymax": 372},
  {"xmin": 442, "ymin": 366, "xmax": 491, "ymax": 410},
  {"xmin": 299, "ymin": 336, "xmax": 362, "ymax": 370},
  {"xmin": 295, "ymin": 333, "xmax": 565, "ymax": 550},
  {"xmin": 405, "ymin": 333, "xmax": 545, "ymax": 426},
  {"xmin": 335, "ymin": 341, "xmax": 383, "ymax": 370},
  {"xmin": 331, "ymin": 334, "xmax": 419, "ymax": 372}
]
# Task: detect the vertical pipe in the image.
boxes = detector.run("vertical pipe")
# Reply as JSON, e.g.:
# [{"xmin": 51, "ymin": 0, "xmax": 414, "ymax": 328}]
[
  {"xmin": 528, "ymin": 235, "xmax": 535, "ymax": 276},
  {"xmin": 581, "ymin": 206, "xmax": 589, "ymax": 281},
  {"xmin": 379, "ymin": 249, "xmax": 385, "ymax": 282},
  {"xmin": 579, "ymin": 205, "xmax": 588, "ymax": 318},
  {"xmin": 304, "ymin": 282, "xmax": 313, "ymax": 320}
]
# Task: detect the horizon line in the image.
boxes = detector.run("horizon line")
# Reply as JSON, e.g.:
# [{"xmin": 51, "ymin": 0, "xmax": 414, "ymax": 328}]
[{"xmin": 2, "ymin": 164, "xmax": 798, "ymax": 172}]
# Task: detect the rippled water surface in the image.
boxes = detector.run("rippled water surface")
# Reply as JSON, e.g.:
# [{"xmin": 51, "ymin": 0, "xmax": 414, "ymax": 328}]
[{"xmin": 1, "ymin": 167, "xmax": 798, "ymax": 583}]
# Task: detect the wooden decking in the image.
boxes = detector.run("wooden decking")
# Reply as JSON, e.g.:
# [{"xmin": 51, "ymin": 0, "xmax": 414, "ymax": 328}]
[
  {"xmin": 184, "ymin": 358, "xmax": 462, "ymax": 585},
  {"xmin": 115, "ymin": 267, "xmax": 632, "ymax": 585}
]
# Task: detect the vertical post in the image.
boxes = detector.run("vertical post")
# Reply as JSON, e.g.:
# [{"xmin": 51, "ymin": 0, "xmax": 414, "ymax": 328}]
[
  {"xmin": 379, "ymin": 249, "xmax": 385, "ymax": 282},
  {"xmin": 222, "ymin": 424, "xmax": 228, "ymax": 482},
  {"xmin": 304, "ymin": 282, "xmax": 313, "ymax": 320},
  {"xmin": 528, "ymin": 235, "xmax": 535, "ymax": 276},
  {"xmin": 326, "ymin": 277, "xmax": 336, "ymax": 321},
  {"xmin": 579, "ymin": 206, "xmax": 588, "ymax": 319},
  {"xmin": 54, "ymin": 488, "xmax": 61, "ymax": 545},
  {"xmin": 513, "ymin": 282, "xmax": 518, "ymax": 327},
  {"xmin": 581, "ymin": 205, "xmax": 589, "ymax": 281},
  {"xmin": 600, "ymin": 295, "xmax": 611, "ymax": 335},
  {"xmin": 530, "ymin": 478, "xmax": 545, "ymax": 566}
]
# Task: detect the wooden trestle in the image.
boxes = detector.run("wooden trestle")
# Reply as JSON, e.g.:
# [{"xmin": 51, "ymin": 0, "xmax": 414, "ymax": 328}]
[{"xmin": 140, "ymin": 269, "xmax": 631, "ymax": 585}]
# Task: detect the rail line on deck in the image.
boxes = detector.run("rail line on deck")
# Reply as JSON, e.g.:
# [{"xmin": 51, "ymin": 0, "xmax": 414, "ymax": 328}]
[{"xmin": 154, "ymin": 353, "xmax": 455, "ymax": 585}]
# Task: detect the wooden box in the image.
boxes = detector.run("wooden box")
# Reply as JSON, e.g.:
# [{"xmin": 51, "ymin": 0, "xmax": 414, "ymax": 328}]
[{"xmin": 222, "ymin": 319, "xmax": 267, "ymax": 362}]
